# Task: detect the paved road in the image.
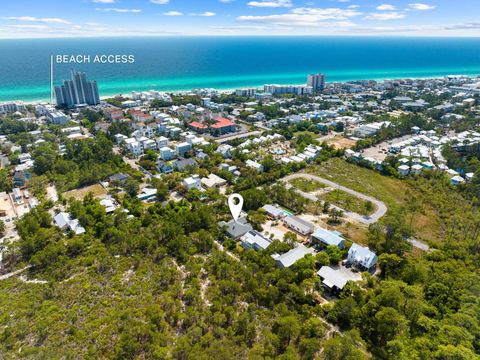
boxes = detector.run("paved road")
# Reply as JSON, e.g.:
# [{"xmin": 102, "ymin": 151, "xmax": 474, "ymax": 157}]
[
  {"xmin": 113, "ymin": 146, "xmax": 152, "ymax": 179},
  {"xmin": 215, "ymin": 130, "xmax": 261, "ymax": 144},
  {"xmin": 282, "ymin": 173, "xmax": 387, "ymax": 225}
]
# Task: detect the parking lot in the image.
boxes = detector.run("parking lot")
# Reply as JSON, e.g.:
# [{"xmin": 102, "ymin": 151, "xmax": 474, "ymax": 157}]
[{"xmin": 361, "ymin": 134, "xmax": 416, "ymax": 161}]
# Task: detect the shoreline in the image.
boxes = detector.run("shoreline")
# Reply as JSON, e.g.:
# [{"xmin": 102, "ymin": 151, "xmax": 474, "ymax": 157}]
[{"xmin": 5, "ymin": 73, "xmax": 480, "ymax": 106}]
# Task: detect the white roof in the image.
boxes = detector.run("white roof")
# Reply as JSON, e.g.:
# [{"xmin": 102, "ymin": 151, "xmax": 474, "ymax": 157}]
[
  {"xmin": 348, "ymin": 244, "xmax": 377, "ymax": 269},
  {"xmin": 272, "ymin": 244, "xmax": 315, "ymax": 268},
  {"xmin": 451, "ymin": 175, "xmax": 465, "ymax": 183},
  {"xmin": 241, "ymin": 230, "xmax": 272, "ymax": 250},
  {"xmin": 201, "ymin": 173, "xmax": 226, "ymax": 188},
  {"xmin": 317, "ymin": 266, "xmax": 348, "ymax": 290},
  {"xmin": 312, "ymin": 228, "xmax": 345, "ymax": 247},
  {"xmin": 54, "ymin": 212, "xmax": 70, "ymax": 228},
  {"xmin": 246, "ymin": 159, "xmax": 262, "ymax": 168},
  {"xmin": 262, "ymin": 204, "xmax": 284, "ymax": 217}
]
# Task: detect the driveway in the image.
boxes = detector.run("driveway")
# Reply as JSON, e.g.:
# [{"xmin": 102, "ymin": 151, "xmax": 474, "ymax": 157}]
[{"xmin": 282, "ymin": 173, "xmax": 387, "ymax": 225}]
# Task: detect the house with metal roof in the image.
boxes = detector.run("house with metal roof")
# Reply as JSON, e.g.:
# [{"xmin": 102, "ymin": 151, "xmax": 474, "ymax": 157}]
[
  {"xmin": 218, "ymin": 216, "xmax": 253, "ymax": 239},
  {"xmin": 272, "ymin": 244, "xmax": 315, "ymax": 268},
  {"xmin": 347, "ymin": 244, "xmax": 377, "ymax": 272},
  {"xmin": 240, "ymin": 230, "xmax": 272, "ymax": 251},
  {"xmin": 137, "ymin": 188, "xmax": 157, "ymax": 201},
  {"xmin": 54, "ymin": 212, "xmax": 71, "ymax": 230},
  {"xmin": 54, "ymin": 212, "xmax": 86, "ymax": 235},
  {"xmin": 108, "ymin": 173, "xmax": 130, "ymax": 183},
  {"xmin": 283, "ymin": 215, "xmax": 315, "ymax": 236},
  {"xmin": 201, "ymin": 173, "xmax": 227, "ymax": 188},
  {"xmin": 317, "ymin": 266, "xmax": 349, "ymax": 293},
  {"xmin": 172, "ymin": 158, "xmax": 198, "ymax": 171},
  {"xmin": 311, "ymin": 228, "xmax": 346, "ymax": 249},
  {"xmin": 262, "ymin": 204, "xmax": 285, "ymax": 219}
]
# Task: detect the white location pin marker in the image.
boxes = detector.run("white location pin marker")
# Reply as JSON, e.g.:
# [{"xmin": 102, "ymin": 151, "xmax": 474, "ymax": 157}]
[{"xmin": 228, "ymin": 193, "xmax": 244, "ymax": 222}]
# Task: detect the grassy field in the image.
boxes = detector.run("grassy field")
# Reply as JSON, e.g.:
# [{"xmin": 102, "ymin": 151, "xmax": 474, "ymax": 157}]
[
  {"xmin": 307, "ymin": 158, "xmax": 444, "ymax": 244},
  {"xmin": 290, "ymin": 178, "xmax": 326, "ymax": 193},
  {"xmin": 63, "ymin": 184, "xmax": 107, "ymax": 200},
  {"xmin": 321, "ymin": 189, "xmax": 376, "ymax": 216}
]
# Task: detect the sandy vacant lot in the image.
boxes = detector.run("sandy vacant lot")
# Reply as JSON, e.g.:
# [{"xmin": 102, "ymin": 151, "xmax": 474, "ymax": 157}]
[
  {"xmin": 63, "ymin": 184, "xmax": 107, "ymax": 200},
  {"xmin": 327, "ymin": 136, "xmax": 357, "ymax": 149},
  {"xmin": 0, "ymin": 192, "xmax": 16, "ymax": 219}
]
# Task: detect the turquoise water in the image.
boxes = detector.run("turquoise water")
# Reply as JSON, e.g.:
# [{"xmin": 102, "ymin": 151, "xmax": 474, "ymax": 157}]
[{"xmin": 0, "ymin": 36, "xmax": 479, "ymax": 102}]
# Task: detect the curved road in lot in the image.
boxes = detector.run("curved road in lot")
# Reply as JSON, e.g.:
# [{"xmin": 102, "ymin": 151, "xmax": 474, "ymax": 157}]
[{"xmin": 282, "ymin": 173, "xmax": 387, "ymax": 225}]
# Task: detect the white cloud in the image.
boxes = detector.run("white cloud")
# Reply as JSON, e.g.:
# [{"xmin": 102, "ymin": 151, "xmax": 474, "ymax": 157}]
[
  {"xmin": 348, "ymin": 5, "xmax": 360, "ymax": 9},
  {"xmin": 150, "ymin": 0, "xmax": 170, "ymax": 4},
  {"xmin": 93, "ymin": 0, "xmax": 115, "ymax": 3},
  {"xmin": 365, "ymin": 12, "xmax": 405, "ymax": 20},
  {"xmin": 210, "ymin": 25, "xmax": 279, "ymax": 31},
  {"xmin": 408, "ymin": 3, "xmax": 435, "ymax": 10},
  {"xmin": 1, "ymin": 16, "xmax": 71, "ymax": 24},
  {"xmin": 247, "ymin": 0, "xmax": 292, "ymax": 8},
  {"xmin": 219, "ymin": 0, "xmax": 234, "ymax": 2},
  {"xmin": 349, "ymin": 22, "xmax": 480, "ymax": 34},
  {"xmin": 376, "ymin": 4, "xmax": 396, "ymax": 11},
  {"xmin": 95, "ymin": 8, "xmax": 142, "ymax": 13},
  {"xmin": 238, "ymin": 7, "xmax": 361, "ymax": 26},
  {"xmin": 163, "ymin": 11, "xmax": 183, "ymax": 16},
  {"xmin": 191, "ymin": 12, "xmax": 216, "ymax": 17},
  {"xmin": 6, "ymin": 24, "xmax": 49, "ymax": 29}
]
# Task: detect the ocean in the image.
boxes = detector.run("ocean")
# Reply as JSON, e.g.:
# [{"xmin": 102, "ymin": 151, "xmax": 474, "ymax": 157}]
[{"xmin": 0, "ymin": 36, "xmax": 480, "ymax": 102}]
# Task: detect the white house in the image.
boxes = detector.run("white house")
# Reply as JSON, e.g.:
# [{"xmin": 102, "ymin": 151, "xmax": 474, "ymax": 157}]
[
  {"xmin": 262, "ymin": 204, "xmax": 285, "ymax": 219},
  {"xmin": 348, "ymin": 244, "xmax": 377, "ymax": 272},
  {"xmin": 410, "ymin": 164, "xmax": 423, "ymax": 175},
  {"xmin": 397, "ymin": 165, "xmax": 410, "ymax": 176},
  {"xmin": 246, "ymin": 159, "xmax": 264, "ymax": 172},
  {"xmin": 156, "ymin": 136, "xmax": 169, "ymax": 148},
  {"xmin": 240, "ymin": 230, "xmax": 272, "ymax": 251},
  {"xmin": 54, "ymin": 212, "xmax": 85, "ymax": 235},
  {"xmin": 283, "ymin": 215, "xmax": 315, "ymax": 236},
  {"xmin": 451, "ymin": 175, "xmax": 465, "ymax": 185},
  {"xmin": 159, "ymin": 147, "xmax": 175, "ymax": 161},
  {"xmin": 272, "ymin": 244, "xmax": 315, "ymax": 268},
  {"xmin": 216, "ymin": 144, "xmax": 233, "ymax": 159},
  {"xmin": 182, "ymin": 175, "xmax": 202, "ymax": 190},
  {"xmin": 176, "ymin": 142, "xmax": 192, "ymax": 157},
  {"xmin": 124, "ymin": 138, "xmax": 143, "ymax": 157},
  {"xmin": 311, "ymin": 228, "xmax": 345, "ymax": 249},
  {"xmin": 115, "ymin": 133, "xmax": 128, "ymax": 145},
  {"xmin": 201, "ymin": 173, "xmax": 227, "ymax": 188},
  {"xmin": 317, "ymin": 266, "xmax": 349, "ymax": 293},
  {"xmin": 142, "ymin": 138, "xmax": 157, "ymax": 151}
]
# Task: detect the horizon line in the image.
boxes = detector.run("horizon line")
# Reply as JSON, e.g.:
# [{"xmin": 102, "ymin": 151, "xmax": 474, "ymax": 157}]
[{"xmin": 2, "ymin": 34, "xmax": 480, "ymax": 40}]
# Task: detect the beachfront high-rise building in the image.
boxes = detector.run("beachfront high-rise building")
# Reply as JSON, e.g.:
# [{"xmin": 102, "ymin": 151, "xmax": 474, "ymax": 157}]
[
  {"xmin": 0, "ymin": 101, "xmax": 26, "ymax": 114},
  {"xmin": 55, "ymin": 70, "xmax": 100, "ymax": 107},
  {"xmin": 263, "ymin": 84, "xmax": 313, "ymax": 96},
  {"xmin": 307, "ymin": 73, "xmax": 325, "ymax": 92}
]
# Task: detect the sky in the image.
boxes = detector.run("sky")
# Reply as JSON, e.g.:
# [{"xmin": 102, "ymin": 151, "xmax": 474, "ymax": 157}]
[{"xmin": 1, "ymin": 0, "xmax": 480, "ymax": 38}]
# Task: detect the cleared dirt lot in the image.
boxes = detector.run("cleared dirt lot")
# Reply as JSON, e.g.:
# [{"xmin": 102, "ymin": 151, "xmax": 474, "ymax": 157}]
[
  {"xmin": 63, "ymin": 184, "xmax": 107, "ymax": 200},
  {"xmin": 0, "ymin": 192, "xmax": 16, "ymax": 219},
  {"xmin": 327, "ymin": 136, "xmax": 357, "ymax": 149}
]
